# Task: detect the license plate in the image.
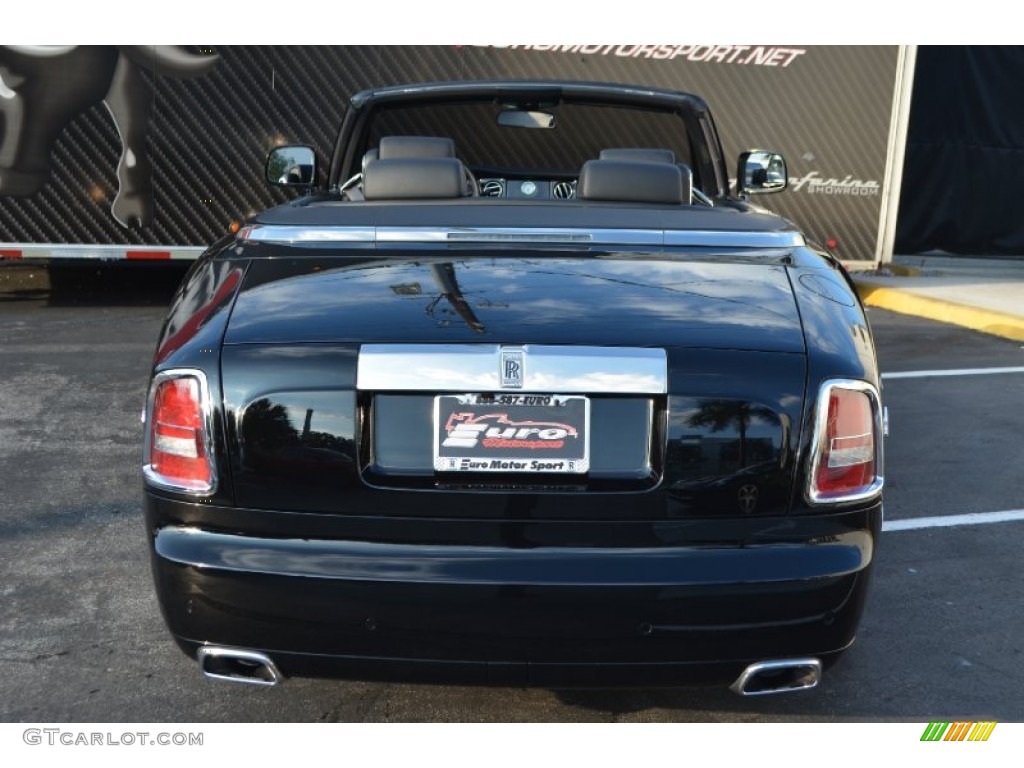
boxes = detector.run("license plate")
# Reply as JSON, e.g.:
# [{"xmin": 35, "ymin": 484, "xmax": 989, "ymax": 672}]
[{"xmin": 433, "ymin": 394, "xmax": 589, "ymax": 473}]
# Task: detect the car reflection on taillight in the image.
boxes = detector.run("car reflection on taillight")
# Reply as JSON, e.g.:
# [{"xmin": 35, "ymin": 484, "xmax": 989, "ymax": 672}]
[
  {"xmin": 144, "ymin": 370, "xmax": 215, "ymax": 493},
  {"xmin": 808, "ymin": 380, "xmax": 883, "ymax": 504}
]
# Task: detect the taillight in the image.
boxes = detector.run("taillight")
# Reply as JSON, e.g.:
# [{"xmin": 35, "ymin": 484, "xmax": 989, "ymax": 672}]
[
  {"xmin": 808, "ymin": 380, "xmax": 883, "ymax": 504},
  {"xmin": 144, "ymin": 370, "xmax": 215, "ymax": 494}
]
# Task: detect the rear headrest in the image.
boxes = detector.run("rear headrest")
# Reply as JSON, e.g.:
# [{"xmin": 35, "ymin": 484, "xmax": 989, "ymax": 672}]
[
  {"xmin": 377, "ymin": 136, "xmax": 456, "ymax": 160},
  {"xmin": 599, "ymin": 147, "xmax": 677, "ymax": 164},
  {"xmin": 362, "ymin": 157, "xmax": 465, "ymax": 200},
  {"xmin": 577, "ymin": 159, "xmax": 684, "ymax": 205}
]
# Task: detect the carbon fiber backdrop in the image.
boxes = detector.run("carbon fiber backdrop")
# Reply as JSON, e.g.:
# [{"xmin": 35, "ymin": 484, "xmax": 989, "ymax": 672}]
[{"xmin": 0, "ymin": 45, "xmax": 899, "ymax": 260}]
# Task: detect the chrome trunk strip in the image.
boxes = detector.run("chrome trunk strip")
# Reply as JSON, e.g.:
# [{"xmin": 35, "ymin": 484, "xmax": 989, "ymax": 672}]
[
  {"xmin": 376, "ymin": 227, "xmax": 658, "ymax": 245},
  {"xmin": 357, "ymin": 344, "xmax": 667, "ymax": 394},
  {"xmin": 241, "ymin": 224, "xmax": 805, "ymax": 249},
  {"xmin": 242, "ymin": 225, "xmax": 376, "ymax": 242},
  {"xmin": 662, "ymin": 230, "xmax": 802, "ymax": 247}
]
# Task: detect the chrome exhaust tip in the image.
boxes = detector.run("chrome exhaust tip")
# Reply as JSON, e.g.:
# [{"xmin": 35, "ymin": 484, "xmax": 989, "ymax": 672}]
[
  {"xmin": 730, "ymin": 658, "xmax": 822, "ymax": 696},
  {"xmin": 197, "ymin": 646, "xmax": 283, "ymax": 687}
]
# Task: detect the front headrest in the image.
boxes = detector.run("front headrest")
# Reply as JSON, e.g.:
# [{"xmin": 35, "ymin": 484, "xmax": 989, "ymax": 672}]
[
  {"xmin": 599, "ymin": 148, "xmax": 677, "ymax": 165},
  {"xmin": 378, "ymin": 136, "xmax": 456, "ymax": 160},
  {"xmin": 362, "ymin": 157, "xmax": 465, "ymax": 200},
  {"xmin": 577, "ymin": 159, "xmax": 684, "ymax": 204}
]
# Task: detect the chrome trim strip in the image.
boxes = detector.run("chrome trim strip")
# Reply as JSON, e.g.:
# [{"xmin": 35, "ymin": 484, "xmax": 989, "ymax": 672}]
[
  {"xmin": 664, "ymin": 230, "xmax": 802, "ymax": 247},
  {"xmin": 241, "ymin": 224, "xmax": 804, "ymax": 249},
  {"xmin": 376, "ymin": 227, "xmax": 660, "ymax": 245},
  {"xmin": 243, "ymin": 225, "xmax": 376, "ymax": 243},
  {"xmin": 357, "ymin": 344, "xmax": 667, "ymax": 394},
  {"xmin": 143, "ymin": 368, "xmax": 218, "ymax": 496},
  {"xmin": 806, "ymin": 378, "xmax": 885, "ymax": 506},
  {"xmin": 691, "ymin": 188, "xmax": 715, "ymax": 207}
]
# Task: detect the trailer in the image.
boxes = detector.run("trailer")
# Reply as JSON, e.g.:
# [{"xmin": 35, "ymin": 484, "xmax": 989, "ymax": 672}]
[{"xmin": 0, "ymin": 45, "xmax": 916, "ymax": 266}]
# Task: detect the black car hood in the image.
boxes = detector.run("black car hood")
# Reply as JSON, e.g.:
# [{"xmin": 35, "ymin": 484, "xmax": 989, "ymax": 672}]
[{"xmin": 224, "ymin": 252, "xmax": 805, "ymax": 353}]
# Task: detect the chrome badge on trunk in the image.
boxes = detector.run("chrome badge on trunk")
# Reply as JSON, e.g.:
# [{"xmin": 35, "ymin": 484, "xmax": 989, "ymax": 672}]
[{"xmin": 500, "ymin": 347, "xmax": 524, "ymax": 389}]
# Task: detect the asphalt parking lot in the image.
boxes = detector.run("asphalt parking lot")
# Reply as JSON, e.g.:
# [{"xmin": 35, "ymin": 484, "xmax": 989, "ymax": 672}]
[{"xmin": 1, "ymin": 263, "xmax": 1022, "ymax": 722}]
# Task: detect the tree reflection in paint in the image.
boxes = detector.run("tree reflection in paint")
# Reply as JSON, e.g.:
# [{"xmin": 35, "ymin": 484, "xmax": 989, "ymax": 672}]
[
  {"xmin": 686, "ymin": 399, "xmax": 779, "ymax": 469},
  {"xmin": 240, "ymin": 397, "xmax": 355, "ymax": 480}
]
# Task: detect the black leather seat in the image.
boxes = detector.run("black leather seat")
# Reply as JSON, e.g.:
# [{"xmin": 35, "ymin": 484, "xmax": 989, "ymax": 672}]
[
  {"xmin": 577, "ymin": 159, "xmax": 685, "ymax": 205},
  {"xmin": 598, "ymin": 148, "xmax": 694, "ymax": 203},
  {"xmin": 355, "ymin": 136, "xmax": 476, "ymax": 198},
  {"xmin": 377, "ymin": 136, "xmax": 456, "ymax": 160},
  {"xmin": 599, "ymin": 148, "xmax": 677, "ymax": 165},
  {"xmin": 362, "ymin": 157, "xmax": 466, "ymax": 200}
]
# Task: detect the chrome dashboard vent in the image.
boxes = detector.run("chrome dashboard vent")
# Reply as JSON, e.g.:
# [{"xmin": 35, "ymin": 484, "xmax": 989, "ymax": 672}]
[
  {"xmin": 552, "ymin": 181, "xmax": 576, "ymax": 199},
  {"xmin": 480, "ymin": 179, "xmax": 505, "ymax": 197}
]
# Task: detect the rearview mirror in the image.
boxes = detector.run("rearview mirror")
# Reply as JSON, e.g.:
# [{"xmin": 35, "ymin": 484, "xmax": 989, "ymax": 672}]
[
  {"xmin": 737, "ymin": 150, "xmax": 787, "ymax": 195},
  {"xmin": 266, "ymin": 145, "xmax": 316, "ymax": 187},
  {"xmin": 497, "ymin": 109, "xmax": 556, "ymax": 129}
]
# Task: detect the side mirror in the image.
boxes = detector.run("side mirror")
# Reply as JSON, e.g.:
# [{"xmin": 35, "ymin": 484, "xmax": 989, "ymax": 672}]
[
  {"xmin": 266, "ymin": 145, "xmax": 316, "ymax": 188},
  {"xmin": 737, "ymin": 150, "xmax": 787, "ymax": 195}
]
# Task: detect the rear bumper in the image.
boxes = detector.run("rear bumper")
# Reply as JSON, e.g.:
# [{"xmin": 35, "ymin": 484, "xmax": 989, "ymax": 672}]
[{"xmin": 146, "ymin": 495, "xmax": 881, "ymax": 687}]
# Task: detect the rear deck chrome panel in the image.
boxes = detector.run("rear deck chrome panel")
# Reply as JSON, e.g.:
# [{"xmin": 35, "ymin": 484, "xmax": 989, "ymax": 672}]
[
  {"xmin": 357, "ymin": 344, "xmax": 668, "ymax": 394},
  {"xmin": 241, "ymin": 224, "xmax": 805, "ymax": 249}
]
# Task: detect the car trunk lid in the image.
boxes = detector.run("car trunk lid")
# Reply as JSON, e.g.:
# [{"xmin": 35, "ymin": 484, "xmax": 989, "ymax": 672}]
[
  {"xmin": 221, "ymin": 251, "xmax": 807, "ymax": 519},
  {"xmin": 223, "ymin": 252, "xmax": 805, "ymax": 353}
]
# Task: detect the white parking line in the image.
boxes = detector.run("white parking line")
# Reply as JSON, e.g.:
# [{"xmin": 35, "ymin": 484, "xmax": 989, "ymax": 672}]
[
  {"xmin": 882, "ymin": 366, "xmax": 1024, "ymax": 380},
  {"xmin": 884, "ymin": 509, "xmax": 1024, "ymax": 532}
]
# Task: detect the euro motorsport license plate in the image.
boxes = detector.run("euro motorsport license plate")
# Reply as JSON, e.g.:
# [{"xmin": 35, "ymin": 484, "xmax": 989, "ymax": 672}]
[{"xmin": 434, "ymin": 394, "xmax": 589, "ymax": 473}]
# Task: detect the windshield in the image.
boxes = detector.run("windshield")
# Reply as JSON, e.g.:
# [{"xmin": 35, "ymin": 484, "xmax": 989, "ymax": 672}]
[{"xmin": 366, "ymin": 101, "xmax": 694, "ymax": 174}]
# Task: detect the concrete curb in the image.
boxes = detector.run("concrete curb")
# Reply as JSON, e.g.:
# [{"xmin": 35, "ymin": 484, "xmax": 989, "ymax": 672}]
[
  {"xmin": 854, "ymin": 279, "xmax": 1024, "ymax": 343},
  {"xmin": 884, "ymin": 264, "xmax": 922, "ymax": 277}
]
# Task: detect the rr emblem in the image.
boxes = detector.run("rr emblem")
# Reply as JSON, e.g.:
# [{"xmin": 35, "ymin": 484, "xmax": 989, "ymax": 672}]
[{"xmin": 500, "ymin": 348, "xmax": 524, "ymax": 389}]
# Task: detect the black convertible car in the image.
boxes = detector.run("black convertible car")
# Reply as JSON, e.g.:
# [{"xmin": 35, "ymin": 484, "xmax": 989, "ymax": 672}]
[{"xmin": 143, "ymin": 81, "xmax": 885, "ymax": 695}]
